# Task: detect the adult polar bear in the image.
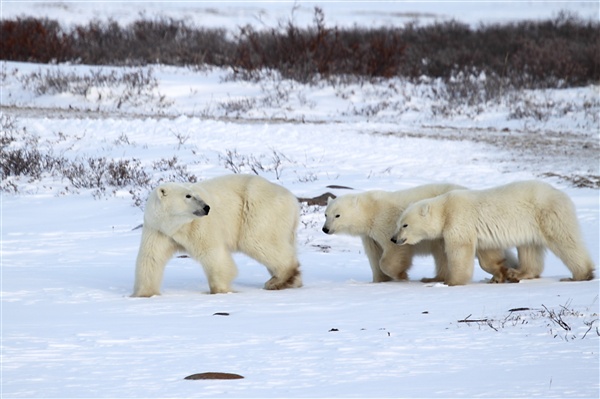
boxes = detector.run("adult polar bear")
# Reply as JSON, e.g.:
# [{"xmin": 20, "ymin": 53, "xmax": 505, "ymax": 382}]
[
  {"xmin": 322, "ymin": 184, "xmax": 517, "ymax": 284},
  {"xmin": 132, "ymin": 174, "xmax": 302, "ymax": 297},
  {"xmin": 393, "ymin": 180, "xmax": 595, "ymax": 285}
]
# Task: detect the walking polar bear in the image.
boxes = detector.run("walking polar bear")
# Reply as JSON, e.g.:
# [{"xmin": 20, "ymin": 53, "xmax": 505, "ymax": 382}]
[
  {"xmin": 132, "ymin": 174, "xmax": 302, "ymax": 297},
  {"xmin": 392, "ymin": 180, "xmax": 595, "ymax": 285},
  {"xmin": 322, "ymin": 184, "xmax": 517, "ymax": 284}
]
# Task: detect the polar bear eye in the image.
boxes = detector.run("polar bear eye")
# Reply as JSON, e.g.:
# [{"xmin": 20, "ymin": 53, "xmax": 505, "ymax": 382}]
[
  {"xmin": 185, "ymin": 194, "xmax": 192, "ymax": 199},
  {"xmin": 335, "ymin": 214, "xmax": 340, "ymax": 218},
  {"xmin": 402, "ymin": 224, "xmax": 408, "ymax": 228}
]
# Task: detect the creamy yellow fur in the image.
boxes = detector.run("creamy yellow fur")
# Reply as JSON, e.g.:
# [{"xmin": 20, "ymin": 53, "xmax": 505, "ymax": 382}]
[
  {"xmin": 395, "ymin": 180, "xmax": 595, "ymax": 285},
  {"xmin": 323, "ymin": 184, "xmax": 515, "ymax": 283},
  {"xmin": 132, "ymin": 174, "xmax": 302, "ymax": 297}
]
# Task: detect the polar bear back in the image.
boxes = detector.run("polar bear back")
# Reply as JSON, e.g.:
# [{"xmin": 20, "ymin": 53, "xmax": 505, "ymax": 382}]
[
  {"xmin": 325, "ymin": 183, "xmax": 464, "ymax": 238},
  {"xmin": 185, "ymin": 174, "xmax": 299, "ymax": 250},
  {"xmin": 389, "ymin": 183, "xmax": 466, "ymax": 209},
  {"xmin": 370, "ymin": 183, "xmax": 465, "ymax": 236},
  {"xmin": 444, "ymin": 180, "xmax": 576, "ymax": 248}
]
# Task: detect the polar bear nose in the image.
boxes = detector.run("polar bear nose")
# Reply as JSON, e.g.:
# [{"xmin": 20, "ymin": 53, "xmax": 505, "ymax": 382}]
[
  {"xmin": 322, "ymin": 227, "xmax": 330, "ymax": 234},
  {"xmin": 193, "ymin": 204, "xmax": 210, "ymax": 217},
  {"xmin": 391, "ymin": 236, "xmax": 407, "ymax": 245}
]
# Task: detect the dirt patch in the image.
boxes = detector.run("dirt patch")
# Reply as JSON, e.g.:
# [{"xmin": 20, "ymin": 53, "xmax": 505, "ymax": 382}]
[
  {"xmin": 298, "ymin": 192, "xmax": 337, "ymax": 206},
  {"xmin": 380, "ymin": 126, "xmax": 600, "ymax": 189},
  {"xmin": 540, "ymin": 173, "xmax": 600, "ymax": 189},
  {"xmin": 184, "ymin": 372, "xmax": 244, "ymax": 380},
  {"xmin": 4, "ymin": 106, "xmax": 597, "ymax": 188}
]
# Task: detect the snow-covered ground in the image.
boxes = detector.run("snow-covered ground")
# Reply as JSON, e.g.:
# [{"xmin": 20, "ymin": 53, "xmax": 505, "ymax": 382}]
[{"xmin": 2, "ymin": 2, "xmax": 599, "ymax": 398}]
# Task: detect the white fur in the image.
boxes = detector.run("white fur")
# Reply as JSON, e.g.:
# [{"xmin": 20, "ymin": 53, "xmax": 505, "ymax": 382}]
[
  {"xmin": 394, "ymin": 180, "xmax": 595, "ymax": 284},
  {"xmin": 322, "ymin": 184, "xmax": 515, "ymax": 283},
  {"xmin": 132, "ymin": 174, "xmax": 302, "ymax": 297}
]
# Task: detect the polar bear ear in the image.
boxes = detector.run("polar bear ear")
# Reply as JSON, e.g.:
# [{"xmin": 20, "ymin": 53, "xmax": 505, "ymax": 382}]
[
  {"xmin": 327, "ymin": 196, "xmax": 334, "ymax": 205},
  {"xmin": 158, "ymin": 187, "xmax": 168, "ymax": 199},
  {"xmin": 419, "ymin": 202, "xmax": 430, "ymax": 216}
]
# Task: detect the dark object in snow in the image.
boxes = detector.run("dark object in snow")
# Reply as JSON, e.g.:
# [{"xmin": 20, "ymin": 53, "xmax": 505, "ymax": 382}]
[
  {"xmin": 508, "ymin": 307, "xmax": 531, "ymax": 312},
  {"xmin": 297, "ymin": 186, "xmax": 354, "ymax": 206},
  {"xmin": 329, "ymin": 328, "xmax": 339, "ymax": 332},
  {"xmin": 457, "ymin": 315, "xmax": 490, "ymax": 323},
  {"xmin": 213, "ymin": 312, "xmax": 230, "ymax": 316},
  {"xmin": 326, "ymin": 185, "xmax": 354, "ymax": 190},
  {"xmin": 297, "ymin": 192, "xmax": 336, "ymax": 206},
  {"xmin": 184, "ymin": 372, "xmax": 244, "ymax": 380}
]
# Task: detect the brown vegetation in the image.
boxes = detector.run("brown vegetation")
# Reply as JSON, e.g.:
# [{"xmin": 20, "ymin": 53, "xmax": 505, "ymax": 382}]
[{"xmin": 2, "ymin": 9, "xmax": 598, "ymax": 88}]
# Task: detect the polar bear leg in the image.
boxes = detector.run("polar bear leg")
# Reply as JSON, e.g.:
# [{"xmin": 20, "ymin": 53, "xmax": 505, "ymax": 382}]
[
  {"xmin": 244, "ymin": 242, "xmax": 303, "ymax": 290},
  {"xmin": 445, "ymin": 241, "xmax": 476, "ymax": 285},
  {"xmin": 261, "ymin": 243, "xmax": 303, "ymax": 290},
  {"xmin": 196, "ymin": 248, "xmax": 238, "ymax": 294},
  {"xmin": 504, "ymin": 250, "xmax": 519, "ymax": 269},
  {"xmin": 516, "ymin": 245, "xmax": 545, "ymax": 280},
  {"xmin": 477, "ymin": 248, "xmax": 520, "ymax": 283},
  {"xmin": 263, "ymin": 263, "xmax": 302, "ymax": 290},
  {"xmin": 132, "ymin": 228, "xmax": 180, "ymax": 297},
  {"xmin": 545, "ymin": 240, "xmax": 595, "ymax": 281},
  {"xmin": 539, "ymin": 206, "xmax": 595, "ymax": 281},
  {"xmin": 361, "ymin": 237, "xmax": 392, "ymax": 283},
  {"xmin": 423, "ymin": 239, "xmax": 448, "ymax": 283},
  {"xmin": 379, "ymin": 243, "xmax": 412, "ymax": 280}
]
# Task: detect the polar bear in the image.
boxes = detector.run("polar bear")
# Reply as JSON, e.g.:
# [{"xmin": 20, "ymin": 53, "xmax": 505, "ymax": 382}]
[
  {"xmin": 322, "ymin": 184, "xmax": 517, "ymax": 283},
  {"xmin": 392, "ymin": 180, "xmax": 595, "ymax": 285},
  {"xmin": 132, "ymin": 174, "xmax": 302, "ymax": 297}
]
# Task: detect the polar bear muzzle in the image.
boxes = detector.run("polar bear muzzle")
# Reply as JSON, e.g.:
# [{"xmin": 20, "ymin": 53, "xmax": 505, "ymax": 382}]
[
  {"xmin": 193, "ymin": 203, "xmax": 210, "ymax": 217},
  {"xmin": 188, "ymin": 194, "xmax": 210, "ymax": 217}
]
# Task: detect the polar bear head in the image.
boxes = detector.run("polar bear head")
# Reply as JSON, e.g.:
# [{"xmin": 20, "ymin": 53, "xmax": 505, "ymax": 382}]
[
  {"xmin": 144, "ymin": 182, "xmax": 211, "ymax": 235},
  {"xmin": 322, "ymin": 194, "xmax": 368, "ymax": 236},
  {"xmin": 392, "ymin": 199, "xmax": 441, "ymax": 245}
]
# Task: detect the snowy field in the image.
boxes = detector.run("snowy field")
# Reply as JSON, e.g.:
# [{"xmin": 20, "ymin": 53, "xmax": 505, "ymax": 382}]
[
  {"xmin": 2, "ymin": 2, "xmax": 600, "ymax": 398},
  {"xmin": 2, "ymin": 0, "xmax": 599, "ymax": 29}
]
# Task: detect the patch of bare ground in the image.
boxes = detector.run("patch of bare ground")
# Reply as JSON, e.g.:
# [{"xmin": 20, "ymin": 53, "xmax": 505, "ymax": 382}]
[
  {"xmin": 380, "ymin": 126, "xmax": 599, "ymax": 189},
  {"xmin": 2, "ymin": 105, "xmax": 598, "ymax": 189}
]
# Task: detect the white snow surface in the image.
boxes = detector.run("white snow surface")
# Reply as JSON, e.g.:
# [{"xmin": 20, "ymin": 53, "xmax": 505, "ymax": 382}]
[
  {"xmin": 2, "ymin": 0, "xmax": 599, "ymax": 29},
  {"xmin": 1, "ymin": 2, "xmax": 600, "ymax": 398}
]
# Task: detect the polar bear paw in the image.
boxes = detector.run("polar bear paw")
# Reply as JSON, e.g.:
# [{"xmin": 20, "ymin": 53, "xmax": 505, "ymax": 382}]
[
  {"xmin": 488, "ymin": 265, "xmax": 521, "ymax": 284},
  {"xmin": 264, "ymin": 268, "xmax": 303, "ymax": 290}
]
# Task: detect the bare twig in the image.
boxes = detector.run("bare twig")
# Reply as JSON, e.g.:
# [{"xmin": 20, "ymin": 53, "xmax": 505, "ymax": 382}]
[
  {"xmin": 581, "ymin": 320, "xmax": 597, "ymax": 339},
  {"xmin": 542, "ymin": 304, "xmax": 571, "ymax": 331},
  {"xmin": 457, "ymin": 314, "xmax": 489, "ymax": 323}
]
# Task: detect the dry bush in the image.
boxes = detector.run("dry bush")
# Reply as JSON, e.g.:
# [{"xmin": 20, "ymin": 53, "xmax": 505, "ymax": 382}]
[
  {"xmin": 17, "ymin": 67, "xmax": 167, "ymax": 108},
  {"xmin": 0, "ymin": 17, "xmax": 72, "ymax": 62},
  {"xmin": 69, "ymin": 17, "xmax": 235, "ymax": 66},
  {"xmin": 232, "ymin": 8, "xmax": 406, "ymax": 83},
  {"xmin": 398, "ymin": 12, "xmax": 599, "ymax": 89},
  {"xmin": 0, "ymin": 116, "xmax": 195, "ymax": 204},
  {"xmin": 1, "ymin": 10, "xmax": 598, "ymax": 88}
]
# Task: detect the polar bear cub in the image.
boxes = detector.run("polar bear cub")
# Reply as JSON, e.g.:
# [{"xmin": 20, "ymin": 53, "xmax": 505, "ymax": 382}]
[
  {"xmin": 132, "ymin": 174, "xmax": 302, "ymax": 297},
  {"xmin": 322, "ymin": 184, "xmax": 516, "ymax": 283},
  {"xmin": 393, "ymin": 180, "xmax": 595, "ymax": 285}
]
